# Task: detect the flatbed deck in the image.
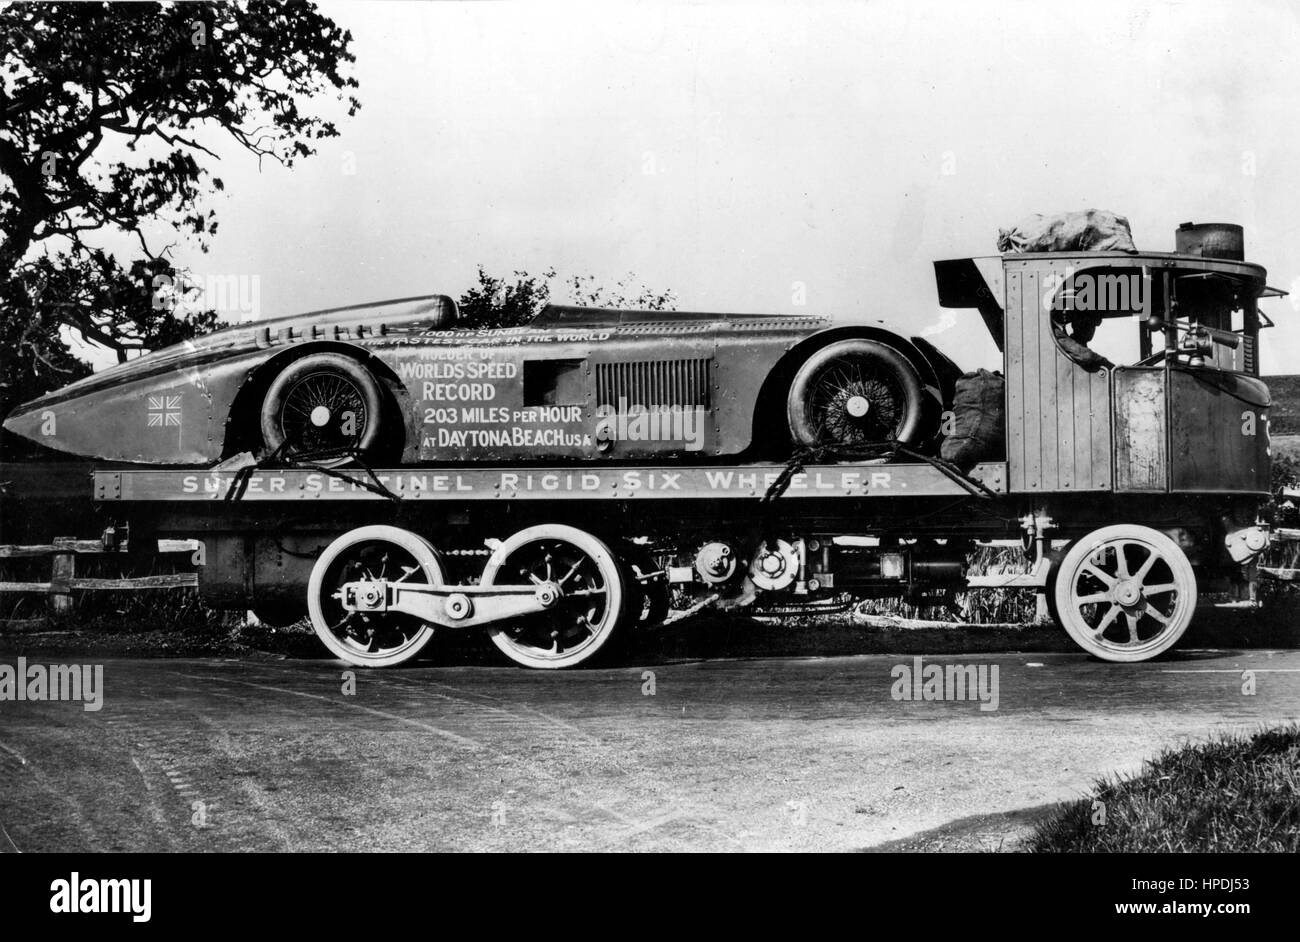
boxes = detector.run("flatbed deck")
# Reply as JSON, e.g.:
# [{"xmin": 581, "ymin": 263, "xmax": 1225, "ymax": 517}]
[{"xmin": 92, "ymin": 461, "xmax": 1008, "ymax": 503}]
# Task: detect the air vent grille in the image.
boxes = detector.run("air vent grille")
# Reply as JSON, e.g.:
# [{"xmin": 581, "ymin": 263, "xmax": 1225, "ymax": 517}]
[{"xmin": 595, "ymin": 359, "xmax": 711, "ymax": 409}]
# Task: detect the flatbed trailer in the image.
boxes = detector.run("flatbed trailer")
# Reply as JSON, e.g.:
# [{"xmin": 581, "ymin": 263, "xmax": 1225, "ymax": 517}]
[{"xmin": 79, "ymin": 452, "xmax": 1274, "ymax": 669}]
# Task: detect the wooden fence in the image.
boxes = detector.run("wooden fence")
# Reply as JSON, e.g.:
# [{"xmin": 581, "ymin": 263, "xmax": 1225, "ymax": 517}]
[{"xmin": 0, "ymin": 538, "xmax": 201, "ymax": 612}]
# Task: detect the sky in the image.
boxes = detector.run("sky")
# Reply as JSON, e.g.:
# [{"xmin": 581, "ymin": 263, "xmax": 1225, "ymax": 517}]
[{"xmin": 78, "ymin": 0, "xmax": 1300, "ymax": 373}]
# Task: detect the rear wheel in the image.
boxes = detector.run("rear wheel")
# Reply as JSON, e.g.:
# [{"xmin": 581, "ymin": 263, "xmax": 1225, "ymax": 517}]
[
  {"xmin": 260, "ymin": 353, "xmax": 384, "ymax": 467},
  {"xmin": 482, "ymin": 525, "xmax": 626, "ymax": 669},
  {"xmin": 786, "ymin": 339, "xmax": 927, "ymax": 450},
  {"xmin": 1052, "ymin": 525, "xmax": 1196, "ymax": 662},
  {"xmin": 307, "ymin": 525, "xmax": 445, "ymax": 667}
]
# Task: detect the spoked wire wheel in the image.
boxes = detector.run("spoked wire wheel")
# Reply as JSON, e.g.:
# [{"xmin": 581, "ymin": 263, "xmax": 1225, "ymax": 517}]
[
  {"xmin": 786, "ymin": 339, "xmax": 926, "ymax": 449},
  {"xmin": 308, "ymin": 525, "xmax": 445, "ymax": 667},
  {"xmin": 1051, "ymin": 525, "xmax": 1197, "ymax": 662},
  {"xmin": 481, "ymin": 525, "xmax": 626, "ymax": 669},
  {"xmin": 260, "ymin": 353, "xmax": 384, "ymax": 467}
]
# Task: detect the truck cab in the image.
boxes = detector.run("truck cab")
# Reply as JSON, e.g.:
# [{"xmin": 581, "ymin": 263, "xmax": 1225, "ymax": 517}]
[{"xmin": 934, "ymin": 225, "xmax": 1285, "ymax": 500}]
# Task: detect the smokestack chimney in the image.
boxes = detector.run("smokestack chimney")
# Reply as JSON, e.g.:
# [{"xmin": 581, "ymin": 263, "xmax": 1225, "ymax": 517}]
[{"xmin": 1175, "ymin": 222, "xmax": 1244, "ymax": 260}]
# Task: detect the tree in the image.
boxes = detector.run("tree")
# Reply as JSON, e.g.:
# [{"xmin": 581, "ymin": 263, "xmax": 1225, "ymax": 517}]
[
  {"xmin": 457, "ymin": 266, "xmax": 677, "ymax": 330},
  {"xmin": 3, "ymin": 252, "xmax": 222, "ymax": 402},
  {"xmin": 0, "ymin": 0, "xmax": 360, "ymax": 415},
  {"xmin": 456, "ymin": 267, "xmax": 559, "ymax": 331},
  {"xmin": 564, "ymin": 272, "xmax": 676, "ymax": 313}
]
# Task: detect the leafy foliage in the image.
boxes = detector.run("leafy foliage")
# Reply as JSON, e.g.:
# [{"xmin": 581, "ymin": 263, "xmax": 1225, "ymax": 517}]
[
  {"xmin": 1271, "ymin": 448, "xmax": 1300, "ymax": 528},
  {"xmin": 456, "ymin": 266, "xmax": 677, "ymax": 330},
  {"xmin": 564, "ymin": 272, "xmax": 677, "ymax": 314},
  {"xmin": 456, "ymin": 267, "xmax": 560, "ymax": 331},
  {"xmin": 0, "ymin": 1, "xmax": 359, "ymax": 414},
  {"xmin": 1, "ymin": 252, "xmax": 224, "ymax": 417}
]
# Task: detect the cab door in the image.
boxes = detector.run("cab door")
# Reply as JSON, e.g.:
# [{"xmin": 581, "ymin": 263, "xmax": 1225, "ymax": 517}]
[{"xmin": 1003, "ymin": 258, "xmax": 1114, "ymax": 493}]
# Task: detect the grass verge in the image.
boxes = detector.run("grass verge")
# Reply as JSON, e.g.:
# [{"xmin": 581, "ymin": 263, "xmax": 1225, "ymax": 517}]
[{"xmin": 1026, "ymin": 724, "xmax": 1300, "ymax": 852}]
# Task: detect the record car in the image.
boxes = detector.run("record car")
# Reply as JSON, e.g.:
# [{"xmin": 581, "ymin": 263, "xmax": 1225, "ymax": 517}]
[{"xmin": 2, "ymin": 295, "xmax": 960, "ymax": 466}]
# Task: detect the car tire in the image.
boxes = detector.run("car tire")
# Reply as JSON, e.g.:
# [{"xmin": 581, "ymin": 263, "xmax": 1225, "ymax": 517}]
[
  {"xmin": 259, "ymin": 353, "xmax": 385, "ymax": 467},
  {"xmin": 786, "ymin": 339, "xmax": 927, "ymax": 450}
]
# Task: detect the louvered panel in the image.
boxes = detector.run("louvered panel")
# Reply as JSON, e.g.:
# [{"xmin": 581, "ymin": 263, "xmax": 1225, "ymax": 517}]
[
  {"xmin": 615, "ymin": 323, "xmax": 713, "ymax": 336},
  {"xmin": 595, "ymin": 359, "xmax": 710, "ymax": 409}
]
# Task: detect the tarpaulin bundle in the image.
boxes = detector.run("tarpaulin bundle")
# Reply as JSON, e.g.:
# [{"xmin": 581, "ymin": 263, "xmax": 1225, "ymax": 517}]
[
  {"xmin": 940, "ymin": 369, "xmax": 1006, "ymax": 472},
  {"xmin": 997, "ymin": 209, "xmax": 1137, "ymax": 254}
]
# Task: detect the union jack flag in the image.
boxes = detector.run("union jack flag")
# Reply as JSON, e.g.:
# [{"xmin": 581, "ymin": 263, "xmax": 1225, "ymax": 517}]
[{"xmin": 147, "ymin": 395, "xmax": 182, "ymax": 427}]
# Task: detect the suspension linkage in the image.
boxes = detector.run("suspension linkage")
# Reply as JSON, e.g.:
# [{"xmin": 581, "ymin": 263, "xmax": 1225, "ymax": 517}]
[{"xmin": 338, "ymin": 578, "xmax": 561, "ymax": 629}]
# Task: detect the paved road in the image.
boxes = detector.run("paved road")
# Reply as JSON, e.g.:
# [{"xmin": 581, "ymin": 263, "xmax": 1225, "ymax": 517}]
[{"xmin": 1, "ymin": 648, "xmax": 1297, "ymax": 852}]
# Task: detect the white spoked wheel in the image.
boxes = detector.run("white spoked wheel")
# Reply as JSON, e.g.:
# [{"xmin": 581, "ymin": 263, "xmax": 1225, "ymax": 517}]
[
  {"xmin": 481, "ymin": 524, "xmax": 626, "ymax": 669},
  {"xmin": 308, "ymin": 525, "xmax": 445, "ymax": 667},
  {"xmin": 1052, "ymin": 525, "xmax": 1197, "ymax": 662}
]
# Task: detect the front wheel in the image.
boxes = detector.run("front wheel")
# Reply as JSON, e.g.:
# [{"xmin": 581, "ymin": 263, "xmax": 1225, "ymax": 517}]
[
  {"xmin": 481, "ymin": 525, "xmax": 626, "ymax": 669},
  {"xmin": 260, "ymin": 353, "xmax": 385, "ymax": 467},
  {"xmin": 1052, "ymin": 525, "xmax": 1197, "ymax": 662}
]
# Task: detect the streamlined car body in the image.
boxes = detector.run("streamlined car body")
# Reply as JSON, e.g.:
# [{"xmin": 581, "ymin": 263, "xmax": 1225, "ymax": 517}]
[{"xmin": 2, "ymin": 295, "xmax": 960, "ymax": 466}]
